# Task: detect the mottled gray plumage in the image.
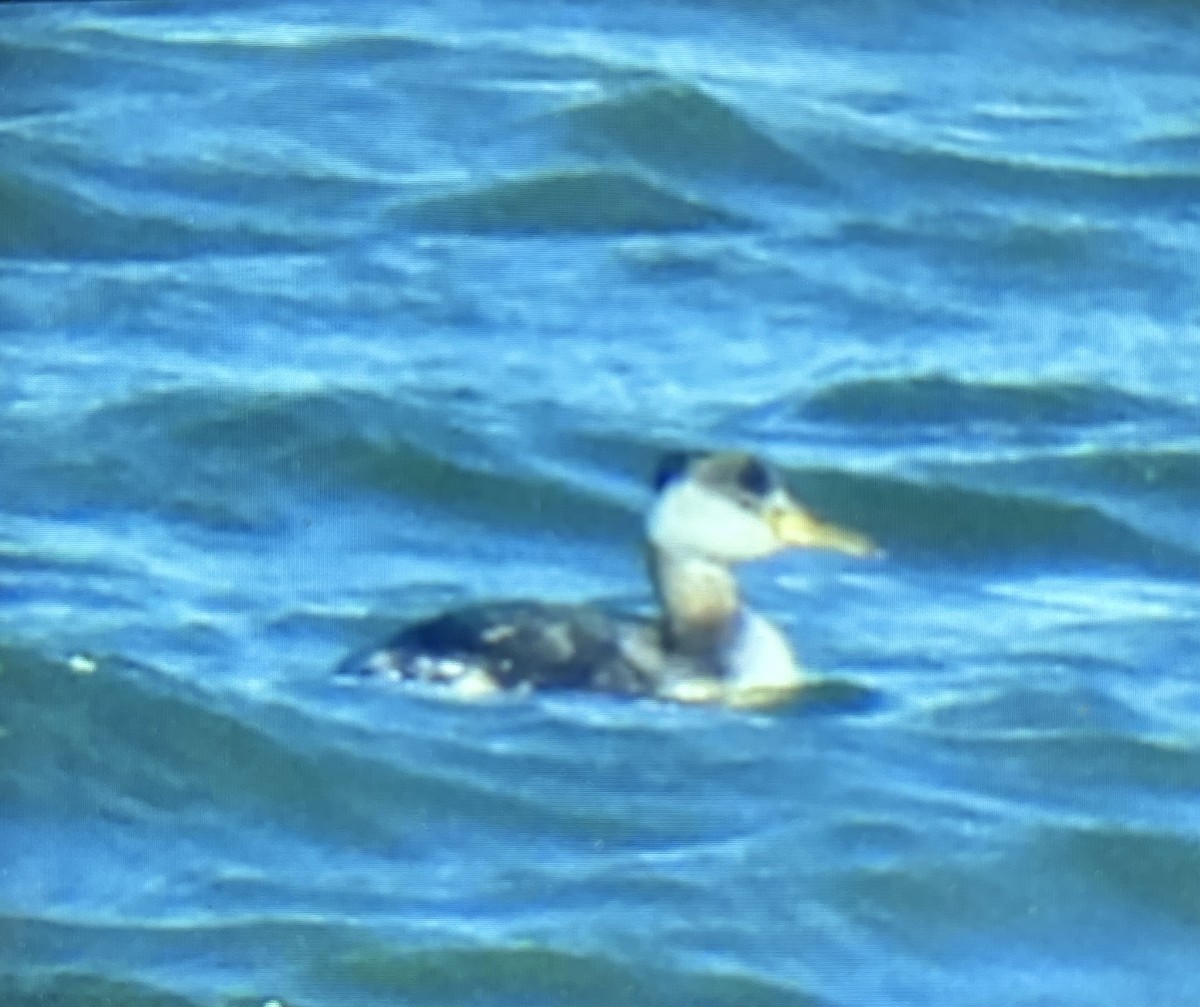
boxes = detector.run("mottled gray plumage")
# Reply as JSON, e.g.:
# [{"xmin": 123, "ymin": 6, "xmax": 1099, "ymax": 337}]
[{"xmin": 338, "ymin": 600, "xmax": 657, "ymax": 694}]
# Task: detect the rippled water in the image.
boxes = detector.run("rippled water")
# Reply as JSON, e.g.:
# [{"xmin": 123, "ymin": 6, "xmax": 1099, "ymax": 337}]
[{"xmin": 3, "ymin": 0, "xmax": 1200, "ymax": 1004}]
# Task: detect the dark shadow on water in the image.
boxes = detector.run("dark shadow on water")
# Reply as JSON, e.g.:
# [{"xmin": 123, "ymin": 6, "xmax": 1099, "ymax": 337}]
[{"xmin": 794, "ymin": 678, "xmax": 888, "ymax": 717}]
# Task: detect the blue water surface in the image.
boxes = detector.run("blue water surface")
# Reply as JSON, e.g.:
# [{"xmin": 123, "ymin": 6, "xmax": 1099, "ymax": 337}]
[{"xmin": 2, "ymin": 0, "xmax": 1200, "ymax": 1004}]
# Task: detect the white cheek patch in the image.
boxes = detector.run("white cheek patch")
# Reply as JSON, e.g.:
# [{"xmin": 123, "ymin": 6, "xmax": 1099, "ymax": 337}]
[{"xmin": 647, "ymin": 480, "xmax": 779, "ymax": 561}]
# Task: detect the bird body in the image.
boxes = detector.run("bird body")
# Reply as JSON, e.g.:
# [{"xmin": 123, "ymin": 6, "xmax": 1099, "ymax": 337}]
[{"xmin": 338, "ymin": 452, "xmax": 875, "ymax": 707}]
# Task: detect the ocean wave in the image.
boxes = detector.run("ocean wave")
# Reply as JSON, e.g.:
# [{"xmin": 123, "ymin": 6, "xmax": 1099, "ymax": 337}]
[
  {"xmin": 555, "ymin": 82, "xmax": 829, "ymax": 189},
  {"xmin": 0, "ymin": 386, "xmax": 635, "ymax": 536},
  {"xmin": 331, "ymin": 941, "xmax": 822, "ymax": 1007},
  {"xmin": 0, "ymin": 908, "xmax": 821, "ymax": 1007},
  {"xmin": 1056, "ymin": 447, "xmax": 1200, "ymax": 504},
  {"xmin": 1040, "ymin": 822, "xmax": 1200, "ymax": 929},
  {"xmin": 0, "ymin": 970, "xmax": 201, "ymax": 1007},
  {"xmin": 4, "ymin": 379, "xmax": 1194, "ymax": 573},
  {"xmin": 786, "ymin": 467, "xmax": 1200, "ymax": 574},
  {"xmin": 832, "ymin": 210, "xmax": 1182, "ymax": 296},
  {"xmin": 843, "ymin": 136, "xmax": 1200, "ymax": 207},
  {"xmin": 0, "ymin": 646, "xmax": 664, "ymax": 849},
  {"xmin": 0, "ymin": 167, "xmax": 317, "ymax": 262},
  {"xmin": 395, "ymin": 168, "xmax": 746, "ymax": 235},
  {"xmin": 0, "ymin": 912, "xmax": 359, "ymax": 1007},
  {"xmin": 800, "ymin": 374, "xmax": 1183, "ymax": 429},
  {"xmin": 948, "ymin": 730, "xmax": 1200, "ymax": 798}
]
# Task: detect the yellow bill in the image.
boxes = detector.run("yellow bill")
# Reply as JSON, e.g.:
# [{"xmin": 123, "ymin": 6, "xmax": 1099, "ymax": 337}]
[{"xmin": 767, "ymin": 499, "xmax": 879, "ymax": 558}]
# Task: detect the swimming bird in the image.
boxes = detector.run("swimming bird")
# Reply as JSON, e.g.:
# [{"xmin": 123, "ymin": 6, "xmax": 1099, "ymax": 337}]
[{"xmin": 337, "ymin": 451, "xmax": 876, "ymax": 707}]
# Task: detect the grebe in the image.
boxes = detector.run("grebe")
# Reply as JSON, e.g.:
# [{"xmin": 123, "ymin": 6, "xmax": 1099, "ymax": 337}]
[{"xmin": 337, "ymin": 451, "xmax": 876, "ymax": 707}]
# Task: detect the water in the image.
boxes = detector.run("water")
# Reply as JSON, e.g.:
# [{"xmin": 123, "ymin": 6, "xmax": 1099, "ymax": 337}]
[{"xmin": 3, "ymin": 0, "xmax": 1200, "ymax": 1003}]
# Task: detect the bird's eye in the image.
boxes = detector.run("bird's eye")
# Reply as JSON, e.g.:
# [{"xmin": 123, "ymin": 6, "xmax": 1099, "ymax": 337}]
[{"xmin": 736, "ymin": 458, "xmax": 772, "ymax": 497}]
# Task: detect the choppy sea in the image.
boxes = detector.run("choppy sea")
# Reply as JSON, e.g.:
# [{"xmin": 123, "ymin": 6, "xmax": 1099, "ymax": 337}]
[{"xmin": 3, "ymin": 0, "xmax": 1200, "ymax": 1004}]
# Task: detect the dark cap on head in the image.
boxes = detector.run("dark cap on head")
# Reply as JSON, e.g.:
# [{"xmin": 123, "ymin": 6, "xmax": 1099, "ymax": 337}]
[{"xmin": 653, "ymin": 450, "xmax": 780, "ymax": 501}]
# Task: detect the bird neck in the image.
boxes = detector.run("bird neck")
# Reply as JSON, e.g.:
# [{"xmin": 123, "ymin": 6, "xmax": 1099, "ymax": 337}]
[
  {"xmin": 646, "ymin": 546, "xmax": 742, "ymax": 670},
  {"xmin": 645, "ymin": 544, "xmax": 804, "ymax": 703}
]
